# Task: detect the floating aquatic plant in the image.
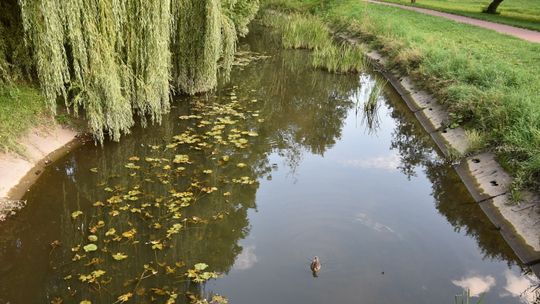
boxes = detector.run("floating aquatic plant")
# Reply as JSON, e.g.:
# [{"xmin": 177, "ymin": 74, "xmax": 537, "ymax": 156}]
[{"xmin": 52, "ymin": 84, "xmax": 266, "ymax": 303}]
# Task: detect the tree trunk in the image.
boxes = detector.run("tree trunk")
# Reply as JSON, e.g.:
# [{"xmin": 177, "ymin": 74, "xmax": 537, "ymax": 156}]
[
  {"xmin": 411, "ymin": 0, "xmax": 416, "ymax": 3},
  {"xmin": 485, "ymin": 0, "xmax": 503, "ymax": 14}
]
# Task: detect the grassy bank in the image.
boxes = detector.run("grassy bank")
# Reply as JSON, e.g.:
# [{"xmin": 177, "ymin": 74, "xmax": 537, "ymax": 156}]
[
  {"xmin": 377, "ymin": 0, "xmax": 540, "ymax": 32},
  {"xmin": 0, "ymin": 1, "xmax": 57, "ymax": 155},
  {"xmin": 0, "ymin": 85, "xmax": 52, "ymax": 154},
  {"xmin": 262, "ymin": 0, "xmax": 540, "ymax": 193}
]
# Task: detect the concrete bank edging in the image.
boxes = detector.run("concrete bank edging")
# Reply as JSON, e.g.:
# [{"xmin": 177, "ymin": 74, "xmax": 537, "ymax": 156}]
[
  {"xmin": 0, "ymin": 125, "xmax": 82, "ymax": 219},
  {"xmin": 364, "ymin": 50, "xmax": 540, "ymax": 276}
]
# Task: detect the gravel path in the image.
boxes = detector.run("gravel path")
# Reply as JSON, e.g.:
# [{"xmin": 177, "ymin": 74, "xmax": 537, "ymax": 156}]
[{"xmin": 368, "ymin": 0, "xmax": 540, "ymax": 43}]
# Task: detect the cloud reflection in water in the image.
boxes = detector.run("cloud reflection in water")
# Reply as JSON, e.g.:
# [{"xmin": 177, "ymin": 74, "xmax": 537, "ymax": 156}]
[
  {"xmin": 233, "ymin": 245, "xmax": 258, "ymax": 271},
  {"xmin": 501, "ymin": 270, "xmax": 538, "ymax": 303},
  {"xmin": 452, "ymin": 275, "xmax": 496, "ymax": 296},
  {"xmin": 337, "ymin": 153, "xmax": 400, "ymax": 171}
]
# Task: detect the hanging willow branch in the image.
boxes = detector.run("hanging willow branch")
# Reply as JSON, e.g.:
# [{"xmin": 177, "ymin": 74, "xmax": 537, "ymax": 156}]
[{"xmin": 17, "ymin": 0, "xmax": 259, "ymax": 142}]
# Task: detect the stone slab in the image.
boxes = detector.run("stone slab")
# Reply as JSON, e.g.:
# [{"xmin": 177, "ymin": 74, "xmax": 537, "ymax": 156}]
[
  {"xmin": 492, "ymin": 194, "xmax": 540, "ymax": 252},
  {"xmin": 366, "ymin": 51, "xmax": 387, "ymax": 66},
  {"xmin": 479, "ymin": 196, "xmax": 540, "ymax": 265},
  {"xmin": 396, "ymin": 76, "xmax": 416, "ymax": 93},
  {"xmin": 414, "ymin": 103, "xmax": 448, "ymax": 133},
  {"xmin": 436, "ymin": 127, "xmax": 470, "ymax": 156},
  {"xmin": 455, "ymin": 153, "xmax": 512, "ymax": 202},
  {"xmin": 395, "ymin": 77, "xmax": 434, "ymax": 111},
  {"xmin": 408, "ymin": 90, "xmax": 434, "ymax": 112}
]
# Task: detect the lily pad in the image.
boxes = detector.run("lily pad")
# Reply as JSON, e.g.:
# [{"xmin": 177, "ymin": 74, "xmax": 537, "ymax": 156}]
[
  {"xmin": 117, "ymin": 292, "xmax": 132, "ymax": 303},
  {"xmin": 71, "ymin": 211, "xmax": 83, "ymax": 219},
  {"xmin": 112, "ymin": 252, "xmax": 128, "ymax": 261},
  {"xmin": 83, "ymin": 244, "xmax": 98, "ymax": 252},
  {"xmin": 194, "ymin": 263, "xmax": 208, "ymax": 271}
]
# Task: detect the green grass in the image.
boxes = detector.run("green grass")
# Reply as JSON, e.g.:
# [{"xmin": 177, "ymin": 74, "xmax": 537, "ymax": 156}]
[
  {"xmin": 0, "ymin": 85, "xmax": 51, "ymax": 154},
  {"xmin": 279, "ymin": 13, "xmax": 331, "ymax": 49},
  {"xmin": 260, "ymin": 11, "xmax": 366, "ymax": 73},
  {"xmin": 312, "ymin": 43, "xmax": 366, "ymax": 73},
  {"xmin": 376, "ymin": 0, "xmax": 540, "ymax": 32},
  {"xmin": 262, "ymin": 0, "xmax": 326, "ymax": 12},
  {"xmin": 262, "ymin": 0, "xmax": 540, "ymax": 192}
]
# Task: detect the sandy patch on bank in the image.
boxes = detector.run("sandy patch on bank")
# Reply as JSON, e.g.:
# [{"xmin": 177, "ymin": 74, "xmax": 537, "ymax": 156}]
[{"xmin": 0, "ymin": 125, "xmax": 77, "ymax": 199}]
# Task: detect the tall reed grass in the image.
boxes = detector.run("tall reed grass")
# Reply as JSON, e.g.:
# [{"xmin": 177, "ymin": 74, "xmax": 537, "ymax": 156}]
[
  {"xmin": 312, "ymin": 43, "xmax": 365, "ymax": 73},
  {"xmin": 360, "ymin": 78, "xmax": 385, "ymax": 133},
  {"xmin": 261, "ymin": 10, "xmax": 365, "ymax": 73}
]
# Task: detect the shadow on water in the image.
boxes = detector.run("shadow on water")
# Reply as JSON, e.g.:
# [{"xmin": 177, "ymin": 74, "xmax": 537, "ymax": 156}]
[{"xmin": 0, "ymin": 24, "xmax": 536, "ymax": 303}]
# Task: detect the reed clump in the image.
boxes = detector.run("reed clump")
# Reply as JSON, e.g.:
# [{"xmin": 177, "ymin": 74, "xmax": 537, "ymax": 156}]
[
  {"xmin": 360, "ymin": 78, "xmax": 385, "ymax": 133},
  {"xmin": 312, "ymin": 43, "xmax": 365, "ymax": 73},
  {"xmin": 261, "ymin": 10, "xmax": 365, "ymax": 73},
  {"xmin": 282, "ymin": 13, "xmax": 331, "ymax": 49}
]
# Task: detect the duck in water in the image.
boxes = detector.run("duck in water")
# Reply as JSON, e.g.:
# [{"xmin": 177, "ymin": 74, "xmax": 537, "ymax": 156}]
[{"xmin": 310, "ymin": 256, "xmax": 321, "ymax": 277}]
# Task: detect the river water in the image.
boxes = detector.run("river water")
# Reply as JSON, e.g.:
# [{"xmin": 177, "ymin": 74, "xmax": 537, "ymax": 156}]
[{"xmin": 0, "ymin": 25, "xmax": 537, "ymax": 304}]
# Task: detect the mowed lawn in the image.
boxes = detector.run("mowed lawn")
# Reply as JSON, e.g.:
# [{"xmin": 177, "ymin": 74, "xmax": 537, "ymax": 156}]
[{"xmin": 377, "ymin": 0, "xmax": 540, "ymax": 32}]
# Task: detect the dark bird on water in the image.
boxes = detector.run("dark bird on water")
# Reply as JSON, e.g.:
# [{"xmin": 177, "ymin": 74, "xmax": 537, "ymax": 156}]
[{"xmin": 310, "ymin": 256, "xmax": 321, "ymax": 277}]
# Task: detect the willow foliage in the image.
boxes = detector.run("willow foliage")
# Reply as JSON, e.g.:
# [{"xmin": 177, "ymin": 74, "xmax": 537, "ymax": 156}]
[
  {"xmin": 0, "ymin": 22, "xmax": 8, "ymax": 85},
  {"xmin": 1, "ymin": 0, "xmax": 31, "ymax": 86},
  {"xmin": 17, "ymin": 0, "xmax": 259, "ymax": 142}
]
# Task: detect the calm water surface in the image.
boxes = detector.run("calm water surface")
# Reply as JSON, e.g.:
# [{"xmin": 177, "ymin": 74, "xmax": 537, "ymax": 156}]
[{"xmin": 0, "ymin": 26, "xmax": 537, "ymax": 303}]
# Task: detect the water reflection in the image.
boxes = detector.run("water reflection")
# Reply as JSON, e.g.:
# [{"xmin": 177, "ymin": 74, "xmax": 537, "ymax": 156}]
[
  {"xmin": 386, "ymin": 91, "xmax": 524, "ymax": 266},
  {"xmin": 502, "ymin": 271, "xmax": 539, "ymax": 303},
  {"xmin": 354, "ymin": 212, "xmax": 400, "ymax": 238},
  {"xmin": 337, "ymin": 153, "xmax": 401, "ymax": 171},
  {"xmin": 233, "ymin": 245, "xmax": 258, "ymax": 271},
  {"xmin": 352, "ymin": 74, "xmax": 385, "ymax": 135},
  {"xmin": 0, "ymin": 25, "xmax": 361, "ymax": 303},
  {"xmin": 451, "ymin": 271, "xmax": 539, "ymax": 302},
  {"xmin": 452, "ymin": 274, "xmax": 496, "ymax": 296},
  {"xmin": 0, "ymin": 24, "xmax": 535, "ymax": 303}
]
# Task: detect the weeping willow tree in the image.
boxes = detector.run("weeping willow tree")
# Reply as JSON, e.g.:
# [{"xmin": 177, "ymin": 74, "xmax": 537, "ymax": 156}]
[
  {"xmin": 0, "ymin": 0, "xmax": 31, "ymax": 86},
  {"xmin": 16, "ymin": 0, "xmax": 259, "ymax": 142},
  {"xmin": 0, "ymin": 20, "xmax": 8, "ymax": 85}
]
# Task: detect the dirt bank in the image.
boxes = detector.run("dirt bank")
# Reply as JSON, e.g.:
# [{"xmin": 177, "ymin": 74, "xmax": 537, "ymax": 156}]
[{"xmin": 0, "ymin": 125, "xmax": 78, "ymax": 219}]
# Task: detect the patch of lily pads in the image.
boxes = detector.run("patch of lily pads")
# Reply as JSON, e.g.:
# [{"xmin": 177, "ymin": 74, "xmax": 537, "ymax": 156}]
[{"xmin": 51, "ymin": 86, "xmax": 266, "ymax": 303}]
